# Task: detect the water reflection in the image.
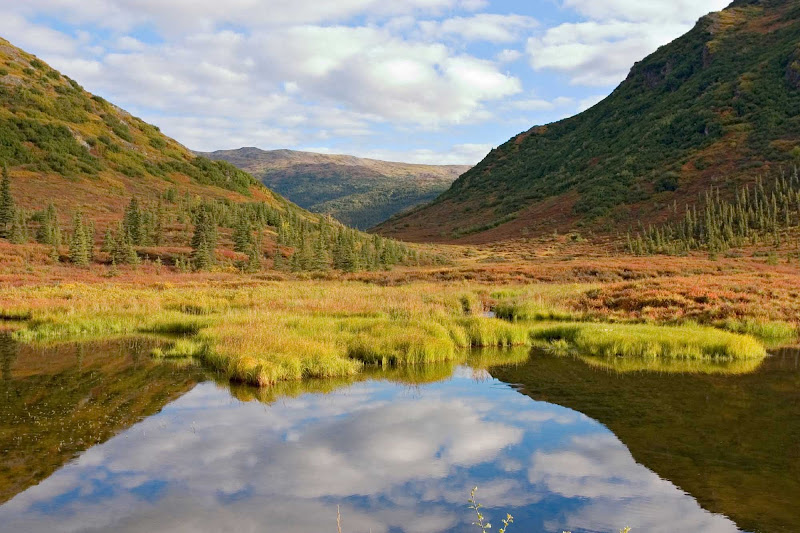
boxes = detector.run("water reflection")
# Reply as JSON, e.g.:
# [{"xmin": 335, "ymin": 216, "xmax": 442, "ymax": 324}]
[
  {"xmin": 0, "ymin": 359, "xmax": 742, "ymax": 533},
  {"xmin": 492, "ymin": 349, "xmax": 800, "ymax": 533},
  {"xmin": 0, "ymin": 336, "xmax": 202, "ymax": 504}
]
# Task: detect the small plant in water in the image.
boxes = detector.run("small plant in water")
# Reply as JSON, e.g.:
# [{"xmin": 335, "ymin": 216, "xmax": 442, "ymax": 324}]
[{"xmin": 469, "ymin": 486, "xmax": 513, "ymax": 533}]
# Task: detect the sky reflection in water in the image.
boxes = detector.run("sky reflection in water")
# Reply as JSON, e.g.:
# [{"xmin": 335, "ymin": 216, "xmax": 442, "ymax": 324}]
[{"xmin": 0, "ymin": 367, "xmax": 742, "ymax": 533}]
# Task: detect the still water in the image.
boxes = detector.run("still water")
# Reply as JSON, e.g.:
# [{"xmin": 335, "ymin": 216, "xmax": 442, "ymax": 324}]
[{"xmin": 0, "ymin": 337, "xmax": 798, "ymax": 533}]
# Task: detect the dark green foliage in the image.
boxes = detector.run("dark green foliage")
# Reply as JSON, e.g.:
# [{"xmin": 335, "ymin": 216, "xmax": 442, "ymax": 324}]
[
  {"xmin": 123, "ymin": 198, "xmax": 143, "ymax": 245},
  {"xmin": 9, "ymin": 209, "xmax": 28, "ymax": 244},
  {"xmin": 0, "ymin": 118, "xmax": 100, "ymax": 175},
  {"xmin": 105, "ymin": 221, "xmax": 139, "ymax": 265},
  {"xmin": 631, "ymin": 169, "xmax": 800, "ymax": 255},
  {"xmin": 190, "ymin": 206, "xmax": 217, "ymax": 271},
  {"xmin": 68, "ymin": 211, "xmax": 92, "ymax": 266},
  {"xmin": 232, "ymin": 212, "xmax": 254, "ymax": 253},
  {"xmin": 35, "ymin": 203, "xmax": 61, "ymax": 247},
  {"xmin": 159, "ymin": 158, "xmax": 258, "ymax": 196}
]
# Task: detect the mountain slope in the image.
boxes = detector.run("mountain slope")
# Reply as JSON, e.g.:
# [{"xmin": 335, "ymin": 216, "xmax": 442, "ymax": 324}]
[
  {"xmin": 0, "ymin": 36, "xmax": 300, "ymax": 222},
  {"xmin": 200, "ymin": 148, "xmax": 468, "ymax": 229},
  {"xmin": 376, "ymin": 0, "xmax": 800, "ymax": 243}
]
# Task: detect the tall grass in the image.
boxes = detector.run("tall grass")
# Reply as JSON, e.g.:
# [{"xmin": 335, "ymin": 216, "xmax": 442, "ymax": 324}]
[
  {"xmin": 4, "ymin": 281, "xmax": 770, "ymax": 387},
  {"xmin": 530, "ymin": 322, "xmax": 766, "ymax": 360},
  {"xmin": 717, "ymin": 318, "xmax": 798, "ymax": 342},
  {"xmin": 492, "ymin": 286, "xmax": 582, "ymax": 322}
]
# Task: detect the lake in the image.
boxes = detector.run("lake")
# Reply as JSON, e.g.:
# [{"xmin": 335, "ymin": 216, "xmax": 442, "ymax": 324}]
[{"xmin": 0, "ymin": 336, "xmax": 798, "ymax": 532}]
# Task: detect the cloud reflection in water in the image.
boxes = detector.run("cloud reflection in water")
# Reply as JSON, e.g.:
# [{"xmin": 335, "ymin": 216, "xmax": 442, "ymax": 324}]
[{"xmin": 0, "ymin": 371, "xmax": 742, "ymax": 533}]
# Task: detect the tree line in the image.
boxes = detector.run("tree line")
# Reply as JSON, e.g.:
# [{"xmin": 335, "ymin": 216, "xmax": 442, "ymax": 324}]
[
  {"xmin": 0, "ymin": 162, "xmax": 441, "ymax": 273},
  {"xmin": 628, "ymin": 169, "xmax": 800, "ymax": 256}
]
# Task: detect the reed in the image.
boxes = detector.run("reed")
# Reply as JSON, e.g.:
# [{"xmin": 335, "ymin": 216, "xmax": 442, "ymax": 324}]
[
  {"xmin": 3, "ymin": 280, "xmax": 771, "ymax": 387},
  {"xmin": 530, "ymin": 322, "xmax": 766, "ymax": 360}
]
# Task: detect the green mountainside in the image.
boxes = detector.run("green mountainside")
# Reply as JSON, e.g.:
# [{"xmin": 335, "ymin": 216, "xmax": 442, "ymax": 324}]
[
  {"xmin": 200, "ymin": 147, "xmax": 468, "ymax": 230},
  {"xmin": 376, "ymin": 0, "xmax": 800, "ymax": 243}
]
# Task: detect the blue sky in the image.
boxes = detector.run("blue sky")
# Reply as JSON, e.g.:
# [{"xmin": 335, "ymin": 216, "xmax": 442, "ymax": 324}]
[{"xmin": 1, "ymin": 0, "xmax": 730, "ymax": 164}]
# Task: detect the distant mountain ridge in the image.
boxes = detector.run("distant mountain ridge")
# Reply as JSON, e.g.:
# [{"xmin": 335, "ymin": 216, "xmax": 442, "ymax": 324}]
[
  {"xmin": 376, "ymin": 0, "xmax": 800, "ymax": 243},
  {"xmin": 199, "ymin": 147, "xmax": 469, "ymax": 229}
]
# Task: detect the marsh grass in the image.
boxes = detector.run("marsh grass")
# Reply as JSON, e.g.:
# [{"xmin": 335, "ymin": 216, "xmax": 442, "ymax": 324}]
[
  {"xmin": 492, "ymin": 286, "xmax": 584, "ymax": 322},
  {"xmin": 4, "ymin": 281, "xmax": 770, "ymax": 387},
  {"xmin": 530, "ymin": 322, "xmax": 766, "ymax": 360},
  {"xmin": 717, "ymin": 318, "xmax": 798, "ymax": 342}
]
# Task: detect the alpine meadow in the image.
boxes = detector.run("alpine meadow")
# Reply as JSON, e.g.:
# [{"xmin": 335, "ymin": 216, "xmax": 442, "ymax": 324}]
[{"xmin": 1, "ymin": 1, "xmax": 799, "ymax": 533}]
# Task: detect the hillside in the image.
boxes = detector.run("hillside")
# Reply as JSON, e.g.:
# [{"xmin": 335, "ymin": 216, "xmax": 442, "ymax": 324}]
[
  {"xmin": 0, "ymin": 37, "xmax": 432, "ymax": 274},
  {"xmin": 376, "ymin": 0, "xmax": 800, "ymax": 243},
  {"xmin": 199, "ymin": 147, "xmax": 468, "ymax": 229},
  {"xmin": 0, "ymin": 37, "xmax": 301, "ymax": 221}
]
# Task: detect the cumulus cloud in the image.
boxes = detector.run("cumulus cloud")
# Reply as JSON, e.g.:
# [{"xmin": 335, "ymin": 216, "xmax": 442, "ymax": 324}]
[
  {"xmin": 419, "ymin": 14, "xmax": 538, "ymax": 43},
  {"xmin": 563, "ymin": 0, "xmax": 732, "ymax": 24},
  {"xmin": 527, "ymin": 1, "xmax": 732, "ymax": 87}
]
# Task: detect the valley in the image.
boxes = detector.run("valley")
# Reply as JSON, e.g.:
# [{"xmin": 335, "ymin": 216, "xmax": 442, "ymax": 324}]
[{"xmin": 1, "ymin": 0, "xmax": 799, "ymax": 532}]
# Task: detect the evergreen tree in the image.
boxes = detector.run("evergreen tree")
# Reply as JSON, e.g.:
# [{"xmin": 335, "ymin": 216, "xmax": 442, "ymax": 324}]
[
  {"xmin": 312, "ymin": 233, "xmax": 330, "ymax": 271},
  {"xmin": 0, "ymin": 163, "xmax": 14, "ymax": 238},
  {"xmin": 233, "ymin": 213, "xmax": 254, "ymax": 253},
  {"xmin": 191, "ymin": 206, "xmax": 217, "ymax": 271},
  {"xmin": 273, "ymin": 248, "xmax": 285, "ymax": 270},
  {"xmin": 245, "ymin": 242, "xmax": 261, "ymax": 273},
  {"xmin": 102, "ymin": 227, "xmax": 116, "ymax": 253},
  {"xmin": 36, "ymin": 204, "xmax": 61, "ymax": 247},
  {"xmin": 152, "ymin": 201, "xmax": 166, "ymax": 246},
  {"xmin": 110, "ymin": 222, "xmax": 139, "ymax": 265},
  {"xmin": 69, "ymin": 211, "xmax": 91, "ymax": 266},
  {"xmin": 9, "ymin": 209, "xmax": 28, "ymax": 244},
  {"xmin": 123, "ymin": 197, "xmax": 143, "ymax": 245}
]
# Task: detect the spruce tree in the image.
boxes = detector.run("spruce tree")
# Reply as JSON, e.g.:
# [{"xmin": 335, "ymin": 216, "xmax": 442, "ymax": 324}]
[
  {"xmin": 69, "ymin": 211, "xmax": 91, "ymax": 266},
  {"xmin": 36, "ymin": 204, "xmax": 61, "ymax": 247},
  {"xmin": 191, "ymin": 206, "xmax": 216, "ymax": 271},
  {"xmin": 233, "ymin": 213, "xmax": 253, "ymax": 253},
  {"xmin": 9, "ymin": 209, "xmax": 27, "ymax": 244},
  {"xmin": 0, "ymin": 163, "xmax": 14, "ymax": 238},
  {"xmin": 123, "ymin": 198, "xmax": 142, "ymax": 245}
]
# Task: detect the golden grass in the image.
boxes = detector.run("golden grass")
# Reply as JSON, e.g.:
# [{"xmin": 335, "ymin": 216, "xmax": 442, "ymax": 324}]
[{"xmin": 3, "ymin": 280, "xmax": 770, "ymax": 387}]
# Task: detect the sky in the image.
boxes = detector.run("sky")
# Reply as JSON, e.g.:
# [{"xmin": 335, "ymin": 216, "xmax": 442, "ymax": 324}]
[{"xmin": 0, "ymin": 0, "xmax": 731, "ymax": 164}]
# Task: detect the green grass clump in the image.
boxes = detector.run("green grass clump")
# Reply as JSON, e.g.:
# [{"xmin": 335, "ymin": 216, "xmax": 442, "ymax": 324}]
[
  {"xmin": 457, "ymin": 317, "xmax": 531, "ymax": 347},
  {"xmin": 492, "ymin": 287, "xmax": 582, "ymax": 322},
  {"xmin": 151, "ymin": 338, "xmax": 207, "ymax": 359},
  {"xmin": 717, "ymin": 318, "xmax": 798, "ymax": 342},
  {"xmin": 530, "ymin": 322, "xmax": 766, "ymax": 360}
]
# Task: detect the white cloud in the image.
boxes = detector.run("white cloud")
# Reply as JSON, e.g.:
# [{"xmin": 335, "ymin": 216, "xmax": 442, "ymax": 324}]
[
  {"xmin": 578, "ymin": 93, "xmax": 607, "ymax": 111},
  {"xmin": 0, "ymin": 13, "xmax": 78, "ymax": 55},
  {"xmin": 419, "ymin": 14, "xmax": 538, "ymax": 43},
  {"xmin": 496, "ymin": 48, "xmax": 523, "ymax": 63},
  {"xmin": 330, "ymin": 143, "xmax": 493, "ymax": 165},
  {"xmin": 562, "ymin": 0, "xmax": 732, "ymax": 23},
  {"xmin": 527, "ymin": 1, "xmax": 733, "ymax": 87}
]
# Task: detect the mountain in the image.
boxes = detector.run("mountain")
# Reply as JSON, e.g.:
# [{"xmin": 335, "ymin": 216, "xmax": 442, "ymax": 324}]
[
  {"xmin": 376, "ymin": 0, "xmax": 800, "ymax": 243},
  {"xmin": 0, "ymin": 37, "xmax": 426, "ymax": 273},
  {"xmin": 0, "ymin": 37, "xmax": 294, "ymax": 220},
  {"xmin": 199, "ymin": 147, "xmax": 468, "ymax": 230}
]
